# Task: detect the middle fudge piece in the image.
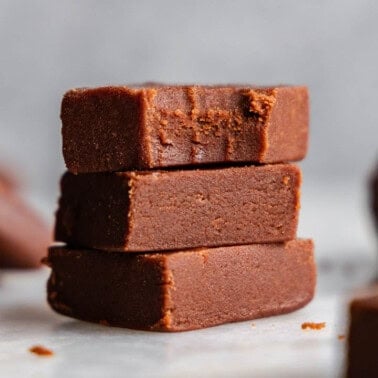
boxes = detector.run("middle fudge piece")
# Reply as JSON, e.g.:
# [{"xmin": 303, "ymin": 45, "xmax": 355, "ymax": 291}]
[{"xmin": 55, "ymin": 164, "xmax": 301, "ymax": 252}]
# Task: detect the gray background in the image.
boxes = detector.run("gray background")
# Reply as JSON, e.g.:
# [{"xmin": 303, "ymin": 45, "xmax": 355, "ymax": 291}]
[
  {"xmin": 0, "ymin": 0, "xmax": 377, "ymax": 252},
  {"xmin": 0, "ymin": 4, "xmax": 376, "ymax": 375}
]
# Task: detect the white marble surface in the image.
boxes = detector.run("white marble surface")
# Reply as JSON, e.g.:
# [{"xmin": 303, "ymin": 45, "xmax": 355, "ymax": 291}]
[
  {"xmin": 0, "ymin": 269, "xmax": 343, "ymax": 378},
  {"xmin": 0, "ymin": 255, "xmax": 376, "ymax": 378},
  {"xmin": 1, "ymin": 183, "xmax": 377, "ymax": 377}
]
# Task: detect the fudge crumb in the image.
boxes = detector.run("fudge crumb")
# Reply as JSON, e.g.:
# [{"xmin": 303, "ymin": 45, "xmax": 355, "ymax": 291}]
[
  {"xmin": 251, "ymin": 323, "xmax": 256, "ymax": 328},
  {"xmin": 282, "ymin": 175, "xmax": 290, "ymax": 185},
  {"xmin": 338, "ymin": 334, "xmax": 345, "ymax": 340},
  {"xmin": 301, "ymin": 322, "xmax": 326, "ymax": 330},
  {"xmin": 29, "ymin": 345, "xmax": 54, "ymax": 356}
]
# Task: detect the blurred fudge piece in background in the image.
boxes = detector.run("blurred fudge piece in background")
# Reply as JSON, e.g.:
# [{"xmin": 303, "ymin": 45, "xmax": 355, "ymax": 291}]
[
  {"xmin": 347, "ymin": 286, "xmax": 378, "ymax": 377},
  {"xmin": 0, "ymin": 165, "xmax": 51, "ymax": 268}
]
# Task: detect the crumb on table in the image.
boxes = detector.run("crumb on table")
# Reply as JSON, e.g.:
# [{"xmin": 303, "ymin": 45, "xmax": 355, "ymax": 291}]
[
  {"xmin": 29, "ymin": 345, "xmax": 54, "ymax": 356},
  {"xmin": 338, "ymin": 334, "xmax": 345, "ymax": 340},
  {"xmin": 301, "ymin": 322, "xmax": 326, "ymax": 330}
]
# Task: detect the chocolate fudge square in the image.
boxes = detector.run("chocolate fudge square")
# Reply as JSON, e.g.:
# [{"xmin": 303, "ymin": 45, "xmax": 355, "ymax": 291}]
[
  {"xmin": 46, "ymin": 239, "xmax": 315, "ymax": 331},
  {"xmin": 55, "ymin": 164, "xmax": 301, "ymax": 252},
  {"xmin": 62, "ymin": 85, "xmax": 309, "ymax": 173}
]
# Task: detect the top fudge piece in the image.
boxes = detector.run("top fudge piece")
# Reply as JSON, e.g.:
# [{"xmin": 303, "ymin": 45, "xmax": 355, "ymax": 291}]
[{"xmin": 61, "ymin": 85, "xmax": 309, "ymax": 173}]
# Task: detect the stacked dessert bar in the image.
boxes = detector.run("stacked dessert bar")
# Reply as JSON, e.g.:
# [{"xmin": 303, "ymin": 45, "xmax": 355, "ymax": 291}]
[{"xmin": 45, "ymin": 85, "xmax": 316, "ymax": 331}]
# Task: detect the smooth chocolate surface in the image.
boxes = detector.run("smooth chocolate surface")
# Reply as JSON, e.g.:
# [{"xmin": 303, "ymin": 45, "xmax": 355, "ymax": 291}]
[
  {"xmin": 61, "ymin": 85, "xmax": 309, "ymax": 173},
  {"xmin": 46, "ymin": 239, "xmax": 315, "ymax": 332},
  {"xmin": 347, "ymin": 287, "xmax": 378, "ymax": 377},
  {"xmin": 55, "ymin": 164, "xmax": 301, "ymax": 251},
  {"xmin": 0, "ymin": 189, "xmax": 50, "ymax": 268}
]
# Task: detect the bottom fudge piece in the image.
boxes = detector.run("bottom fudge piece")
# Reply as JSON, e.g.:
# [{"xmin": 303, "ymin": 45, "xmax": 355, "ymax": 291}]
[
  {"xmin": 45, "ymin": 239, "xmax": 315, "ymax": 332},
  {"xmin": 347, "ymin": 287, "xmax": 378, "ymax": 377}
]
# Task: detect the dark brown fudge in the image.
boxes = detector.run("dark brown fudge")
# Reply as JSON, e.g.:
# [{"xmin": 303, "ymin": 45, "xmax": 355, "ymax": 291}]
[
  {"xmin": 55, "ymin": 164, "xmax": 301, "ymax": 252},
  {"xmin": 347, "ymin": 287, "xmax": 378, "ymax": 377},
  {"xmin": 0, "ymin": 188, "xmax": 51, "ymax": 268},
  {"xmin": 45, "ymin": 239, "xmax": 315, "ymax": 332},
  {"xmin": 61, "ymin": 85, "xmax": 309, "ymax": 173}
]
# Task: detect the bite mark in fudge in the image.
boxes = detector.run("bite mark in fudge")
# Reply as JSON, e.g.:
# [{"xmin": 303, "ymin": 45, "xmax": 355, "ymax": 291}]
[
  {"xmin": 61, "ymin": 85, "xmax": 309, "ymax": 173},
  {"xmin": 55, "ymin": 164, "xmax": 301, "ymax": 251},
  {"xmin": 46, "ymin": 239, "xmax": 315, "ymax": 332}
]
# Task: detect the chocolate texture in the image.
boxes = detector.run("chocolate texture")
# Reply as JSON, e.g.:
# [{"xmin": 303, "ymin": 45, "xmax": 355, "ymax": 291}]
[
  {"xmin": 61, "ymin": 85, "xmax": 309, "ymax": 173},
  {"xmin": 55, "ymin": 164, "xmax": 301, "ymax": 252},
  {"xmin": 347, "ymin": 287, "xmax": 378, "ymax": 377},
  {"xmin": 46, "ymin": 239, "xmax": 315, "ymax": 332}
]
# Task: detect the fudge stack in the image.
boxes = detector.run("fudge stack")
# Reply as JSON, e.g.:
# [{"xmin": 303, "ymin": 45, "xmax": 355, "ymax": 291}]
[{"xmin": 45, "ymin": 85, "xmax": 316, "ymax": 331}]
